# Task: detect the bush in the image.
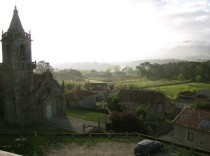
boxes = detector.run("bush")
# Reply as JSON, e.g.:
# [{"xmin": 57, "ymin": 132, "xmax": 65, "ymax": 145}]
[
  {"xmin": 191, "ymin": 103, "xmax": 210, "ymax": 111},
  {"xmin": 177, "ymin": 73, "xmax": 185, "ymax": 81},
  {"xmin": 135, "ymin": 105, "xmax": 148, "ymax": 119},
  {"xmin": 109, "ymin": 111, "xmax": 144, "ymax": 133}
]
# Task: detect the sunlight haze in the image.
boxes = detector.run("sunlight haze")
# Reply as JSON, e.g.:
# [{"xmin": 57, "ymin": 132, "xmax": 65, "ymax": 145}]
[{"xmin": 0, "ymin": 0, "xmax": 210, "ymax": 65}]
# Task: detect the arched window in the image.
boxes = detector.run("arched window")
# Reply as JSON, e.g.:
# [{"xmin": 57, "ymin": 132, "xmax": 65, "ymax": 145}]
[
  {"xmin": 6, "ymin": 45, "xmax": 10, "ymax": 60},
  {"xmin": 20, "ymin": 44, "xmax": 26, "ymax": 59}
]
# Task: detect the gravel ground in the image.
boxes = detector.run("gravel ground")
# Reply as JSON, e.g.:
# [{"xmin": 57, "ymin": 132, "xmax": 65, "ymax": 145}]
[{"xmin": 47, "ymin": 142, "xmax": 172, "ymax": 156}]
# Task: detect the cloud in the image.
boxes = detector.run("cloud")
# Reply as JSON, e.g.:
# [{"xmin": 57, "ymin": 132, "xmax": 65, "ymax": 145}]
[{"xmin": 151, "ymin": 0, "xmax": 210, "ymax": 41}]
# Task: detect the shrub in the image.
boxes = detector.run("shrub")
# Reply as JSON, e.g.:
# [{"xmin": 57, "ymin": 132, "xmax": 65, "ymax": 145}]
[{"xmin": 109, "ymin": 111, "xmax": 144, "ymax": 133}]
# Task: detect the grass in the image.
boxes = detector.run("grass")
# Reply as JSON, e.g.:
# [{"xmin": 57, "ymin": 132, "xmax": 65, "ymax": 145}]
[
  {"xmin": 63, "ymin": 77, "xmax": 210, "ymax": 99},
  {"xmin": 110, "ymin": 77, "xmax": 210, "ymax": 99},
  {"xmin": 65, "ymin": 107, "xmax": 106, "ymax": 124},
  {"xmin": 0, "ymin": 115, "xmax": 69, "ymax": 133},
  {"xmin": 151, "ymin": 83, "xmax": 210, "ymax": 99}
]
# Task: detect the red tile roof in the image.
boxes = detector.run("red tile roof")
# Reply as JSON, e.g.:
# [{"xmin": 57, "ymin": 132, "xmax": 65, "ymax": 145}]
[{"xmin": 175, "ymin": 108, "xmax": 210, "ymax": 132}]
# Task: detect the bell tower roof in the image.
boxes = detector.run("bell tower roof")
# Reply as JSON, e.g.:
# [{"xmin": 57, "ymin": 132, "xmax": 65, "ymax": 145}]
[{"xmin": 8, "ymin": 6, "xmax": 24, "ymax": 32}]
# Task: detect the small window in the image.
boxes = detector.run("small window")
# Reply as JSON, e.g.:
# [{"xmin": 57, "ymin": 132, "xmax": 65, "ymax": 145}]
[
  {"xmin": 188, "ymin": 132, "xmax": 193, "ymax": 141},
  {"xmin": 20, "ymin": 44, "xmax": 26, "ymax": 59}
]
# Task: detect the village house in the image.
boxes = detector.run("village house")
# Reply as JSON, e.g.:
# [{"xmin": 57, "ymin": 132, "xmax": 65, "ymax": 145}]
[
  {"xmin": 118, "ymin": 89, "xmax": 174, "ymax": 120},
  {"xmin": 84, "ymin": 82, "xmax": 110, "ymax": 101},
  {"xmin": 174, "ymin": 108, "xmax": 210, "ymax": 152},
  {"xmin": 0, "ymin": 7, "xmax": 64, "ymax": 124},
  {"xmin": 65, "ymin": 90, "xmax": 97, "ymax": 108},
  {"xmin": 175, "ymin": 90, "xmax": 210, "ymax": 109},
  {"xmin": 175, "ymin": 91, "xmax": 197, "ymax": 109},
  {"xmin": 196, "ymin": 90, "xmax": 210, "ymax": 104}
]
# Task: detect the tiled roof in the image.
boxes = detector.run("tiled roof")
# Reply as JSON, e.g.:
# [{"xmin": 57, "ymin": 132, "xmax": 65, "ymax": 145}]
[
  {"xmin": 118, "ymin": 89, "xmax": 165, "ymax": 104},
  {"xmin": 65, "ymin": 90, "xmax": 97, "ymax": 100},
  {"xmin": 175, "ymin": 108, "xmax": 210, "ymax": 132}
]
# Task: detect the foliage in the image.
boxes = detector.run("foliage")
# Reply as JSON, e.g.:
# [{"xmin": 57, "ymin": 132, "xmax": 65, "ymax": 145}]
[
  {"xmin": 135, "ymin": 105, "xmax": 148, "ymax": 119},
  {"xmin": 107, "ymin": 91, "xmax": 123, "ymax": 111},
  {"xmin": 121, "ymin": 66, "xmax": 135, "ymax": 75},
  {"xmin": 65, "ymin": 107, "xmax": 105, "ymax": 124},
  {"xmin": 64, "ymin": 82, "xmax": 82, "ymax": 93},
  {"xmin": 177, "ymin": 73, "xmax": 185, "ymax": 81},
  {"xmin": 191, "ymin": 103, "xmax": 210, "ymax": 111},
  {"xmin": 34, "ymin": 60, "xmax": 54, "ymax": 73},
  {"xmin": 109, "ymin": 111, "xmax": 144, "ymax": 133},
  {"xmin": 136, "ymin": 61, "xmax": 210, "ymax": 81},
  {"xmin": 195, "ymin": 75, "xmax": 201, "ymax": 82},
  {"xmin": 53, "ymin": 68, "xmax": 82, "ymax": 82}
]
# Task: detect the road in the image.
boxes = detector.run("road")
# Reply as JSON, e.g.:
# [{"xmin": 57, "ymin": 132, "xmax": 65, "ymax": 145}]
[{"xmin": 46, "ymin": 116, "xmax": 105, "ymax": 133}]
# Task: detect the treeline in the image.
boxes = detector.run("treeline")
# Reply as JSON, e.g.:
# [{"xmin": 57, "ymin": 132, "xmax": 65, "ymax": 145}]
[
  {"xmin": 53, "ymin": 69, "xmax": 83, "ymax": 82},
  {"xmin": 136, "ymin": 61, "xmax": 210, "ymax": 81}
]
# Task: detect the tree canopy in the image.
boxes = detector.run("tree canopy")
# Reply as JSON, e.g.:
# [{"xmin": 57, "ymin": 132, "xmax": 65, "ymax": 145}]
[
  {"xmin": 136, "ymin": 61, "xmax": 210, "ymax": 81},
  {"xmin": 34, "ymin": 60, "xmax": 54, "ymax": 74}
]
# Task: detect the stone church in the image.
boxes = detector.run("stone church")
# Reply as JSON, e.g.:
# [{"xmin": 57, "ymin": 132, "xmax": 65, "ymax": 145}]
[{"xmin": 0, "ymin": 7, "xmax": 64, "ymax": 125}]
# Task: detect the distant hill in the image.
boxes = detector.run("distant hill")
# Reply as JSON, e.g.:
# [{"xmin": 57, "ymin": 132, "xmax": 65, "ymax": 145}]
[
  {"xmin": 54, "ymin": 62, "xmax": 113, "ymax": 71},
  {"xmin": 54, "ymin": 40, "xmax": 210, "ymax": 70},
  {"xmin": 119, "ymin": 59, "xmax": 182, "ymax": 68},
  {"xmin": 157, "ymin": 40, "xmax": 210, "ymax": 61}
]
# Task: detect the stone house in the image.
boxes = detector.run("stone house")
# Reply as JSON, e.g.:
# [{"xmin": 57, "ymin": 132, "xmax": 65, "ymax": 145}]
[
  {"xmin": 175, "ymin": 91, "xmax": 196, "ymax": 109},
  {"xmin": 0, "ymin": 7, "xmax": 64, "ymax": 125},
  {"xmin": 84, "ymin": 82, "xmax": 109, "ymax": 101},
  {"xmin": 85, "ymin": 82, "xmax": 109, "ymax": 92},
  {"xmin": 118, "ymin": 89, "xmax": 173, "ymax": 120},
  {"xmin": 175, "ymin": 90, "xmax": 210, "ymax": 109},
  {"xmin": 174, "ymin": 108, "xmax": 210, "ymax": 152},
  {"xmin": 196, "ymin": 90, "xmax": 210, "ymax": 104},
  {"xmin": 65, "ymin": 90, "xmax": 97, "ymax": 108}
]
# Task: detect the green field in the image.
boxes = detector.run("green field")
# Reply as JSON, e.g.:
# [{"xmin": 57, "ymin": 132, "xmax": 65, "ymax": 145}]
[
  {"xmin": 151, "ymin": 82, "xmax": 210, "ymax": 99},
  {"xmin": 85, "ymin": 77, "xmax": 210, "ymax": 99},
  {"xmin": 65, "ymin": 107, "xmax": 106, "ymax": 124}
]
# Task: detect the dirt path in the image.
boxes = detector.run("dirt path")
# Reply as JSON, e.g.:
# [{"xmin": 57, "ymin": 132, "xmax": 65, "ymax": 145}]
[
  {"xmin": 47, "ymin": 142, "xmax": 172, "ymax": 156},
  {"xmin": 46, "ymin": 116, "xmax": 105, "ymax": 133},
  {"xmin": 48, "ymin": 142, "xmax": 136, "ymax": 156}
]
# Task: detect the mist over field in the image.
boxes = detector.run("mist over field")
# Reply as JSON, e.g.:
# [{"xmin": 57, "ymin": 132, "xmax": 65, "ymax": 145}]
[{"xmin": 54, "ymin": 40, "xmax": 210, "ymax": 70}]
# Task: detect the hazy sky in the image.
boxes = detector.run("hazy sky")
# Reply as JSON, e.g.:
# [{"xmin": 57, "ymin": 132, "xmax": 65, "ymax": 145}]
[{"xmin": 0, "ymin": 0, "xmax": 210, "ymax": 65}]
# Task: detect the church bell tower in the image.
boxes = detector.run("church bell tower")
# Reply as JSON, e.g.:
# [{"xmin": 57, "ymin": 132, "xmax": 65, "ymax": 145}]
[{"xmin": 1, "ymin": 6, "xmax": 36, "ymax": 124}]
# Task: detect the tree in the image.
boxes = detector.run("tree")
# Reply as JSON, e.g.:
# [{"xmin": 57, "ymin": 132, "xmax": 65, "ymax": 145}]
[
  {"xmin": 107, "ymin": 92, "xmax": 122, "ymax": 111},
  {"xmin": 122, "ymin": 66, "xmax": 135, "ymax": 75},
  {"xmin": 34, "ymin": 60, "xmax": 54, "ymax": 74},
  {"xmin": 195, "ymin": 75, "xmax": 201, "ymax": 82},
  {"xmin": 177, "ymin": 73, "xmax": 185, "ymax": 81},
  {"xmin": 110, "ymin": 65, "xmax": 121, "ymax": 73},
  {"xmin": 109, "ymin": 111, "xmax": 144, "ymax": 132}
]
